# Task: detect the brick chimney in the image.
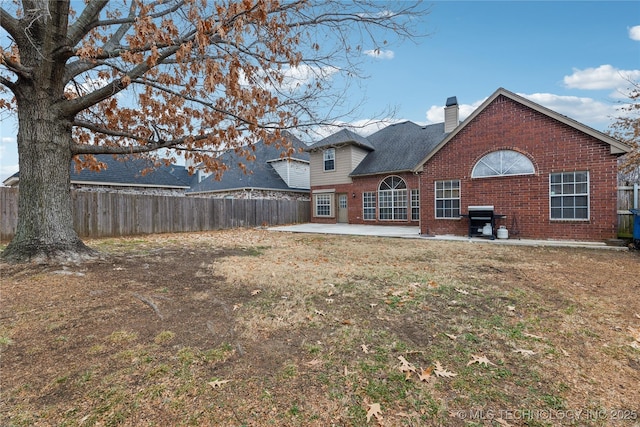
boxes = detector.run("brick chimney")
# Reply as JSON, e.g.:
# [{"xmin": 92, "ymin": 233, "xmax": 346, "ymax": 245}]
[{"xmin": 444, "ymin": 96, "xmax": 459, "ymax": 133}]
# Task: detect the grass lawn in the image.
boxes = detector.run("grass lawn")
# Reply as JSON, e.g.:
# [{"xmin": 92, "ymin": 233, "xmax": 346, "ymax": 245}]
[{"xmin": 1, "ymin": 229, "xmax": 639, "ymax": 426}]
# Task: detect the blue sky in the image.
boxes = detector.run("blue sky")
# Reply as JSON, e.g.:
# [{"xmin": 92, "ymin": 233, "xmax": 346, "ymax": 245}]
[{"xmin": 1, "ymin": 1, "xmax": 639, "ymax": 183}]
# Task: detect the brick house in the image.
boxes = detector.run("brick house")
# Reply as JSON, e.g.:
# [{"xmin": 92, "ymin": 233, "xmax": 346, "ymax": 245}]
[{"xmin": 306, "ymin": 88, "xmax": 631, "ymax": 241}]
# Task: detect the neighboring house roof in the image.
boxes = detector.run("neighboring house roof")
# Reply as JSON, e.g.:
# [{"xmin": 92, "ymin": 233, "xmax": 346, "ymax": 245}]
[
  {"xmin": 307, "ymin": 128, "xmax": 375, "ymax": 151},
  {"xmin": 72, "ymin": 155, "xmax": 193, "ymax": 188},
  {"xmin": 187, "ymin": 134, "xmax": 310, "ymax": 195},
  {"xmin": 414, "ymin": 87, "xmax": 631, "ymax": 170},
  {"xmin": 3, "ymin": 154, "xmax": 194, "ymax": 189},
  {"xmin": 351, "ymin": 121, "xmax": 447, "ymax": 176}
]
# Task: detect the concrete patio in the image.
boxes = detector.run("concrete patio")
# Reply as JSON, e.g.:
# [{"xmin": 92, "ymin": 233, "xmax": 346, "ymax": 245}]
[{"xmin": 268, "ymin": 223, "xmax": 628, "ymax": 250}]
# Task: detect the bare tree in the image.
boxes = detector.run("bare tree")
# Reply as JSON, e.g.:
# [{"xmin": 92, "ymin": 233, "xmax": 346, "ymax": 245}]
[
  {"xmin": 0, "ymin": 0, "xmax": 428, "ymax": 262},
  {"xmin": 609, "ymin": 79, "xmax": 640, "ymax": 184}
]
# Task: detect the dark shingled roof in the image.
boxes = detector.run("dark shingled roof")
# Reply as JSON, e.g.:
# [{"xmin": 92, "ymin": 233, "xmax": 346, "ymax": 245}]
[
  {"xmin": 187, "ymin": 134, "xmax": 310, "ymax": 194},
  {"xmin": 2, "ymin": 155, "xmax": 194, "ymax": 188},
  {"xmin": 350, "ymin": 121, "xmax": 447, "ymax": 176},
  {"xmin": 307, "ymin": 128, "xmax": 375, "ymax": 151},
  {"xmin": 70, "ymin": 155, "xmax": 193, "ymax": 187}
]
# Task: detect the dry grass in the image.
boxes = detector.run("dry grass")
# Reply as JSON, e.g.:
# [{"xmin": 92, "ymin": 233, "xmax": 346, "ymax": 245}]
[{"xmin": 1, "ymin": 229, "xmax": 639, "ymax": 426}]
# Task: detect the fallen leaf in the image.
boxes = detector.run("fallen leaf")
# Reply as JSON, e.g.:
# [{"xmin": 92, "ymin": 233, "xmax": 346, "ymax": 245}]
[
  {"xmin": 523, "ymin": 332, "xmax": 544, "ymax": 340},
  {"xmin": 455, "ymin": 288, "xmax": 469, "ymax": 295},
  {"xmin": 444, "ymin": 333, "xmax": 457, "ymax": 340},
  {"xmin": 467, "ymin": 355, "xmax": 496, "ymax": 367},
  {"xmin": 397, "ymin": 356, "xmax": 416, "ymax": 373},
  {"xmin": 366, "ymin": 402, "xmax": 383, "ymax": 423},
  {"xmin": 434, "ymin": 361, "xmax": 457, "ymax": 378},
  {"xmin": 512, "ymin": 349, "xmax": 536, "ymax": 356},
  {"xmin": 427, "ymin": 280, "xmax": 438, "ymax": 289},
  {"xmin": 251, "ymin": 289, "xmax": 261, "ymax": 296},
  {"xmin": 496, "ymin": 418, "xmax": 513, "ymax": 427},
  {"xmin": 418, "ymin": 366, "xmax": 433, "ymax": 381},
  {"xmin": 361, "ymin": 344, "xmax": 370, "ymax": 354},
  {"xmin": 560, "ymin": 348, "xmax": 569, "ymax": 356},
  {"xmin": 208, "ymin": 379, "xmax": 232, "ymax": 388},
  {"xmin": 232, "ymin": 303, "xmax": 241, "ymax": 311}
]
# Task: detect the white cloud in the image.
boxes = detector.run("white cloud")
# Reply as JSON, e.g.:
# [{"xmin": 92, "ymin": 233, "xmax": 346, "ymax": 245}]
[
  {"xmin": 563, "ymin": 64, "xmax": 640, "ymax": 92},
  {"xmin": 267, "ymin": 64, "xmax": 340, "ymax": 93},
  {"xmin": 364, "ymin": 49, "xmax": 395, "ymax": 60},
  {"xmin": 519, "ymin": 92, "xmax": 615, "ymax": 126},
  {"xmin": 629, "ymin": 25, "xmax": 640, "ymax": 41},
  {"xmin": 305, "ymin": 118, "xmax": 402, "ymax": 141},
  {"xmin": 423, "ymin": 92, "xmax": 618, "ymax": 131},
  {"xmin": 425, "ymin": 99, "xmax": 485, "ymax": 124}
]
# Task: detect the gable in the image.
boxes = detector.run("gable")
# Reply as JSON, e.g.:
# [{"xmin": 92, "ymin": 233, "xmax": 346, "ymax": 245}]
[{"xmin": 416, "ymin": 88, "xmax": 630, "ymax": 170}]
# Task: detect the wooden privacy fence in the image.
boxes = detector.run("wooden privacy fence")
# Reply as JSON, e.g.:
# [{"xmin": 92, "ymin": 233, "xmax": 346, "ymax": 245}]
[
  {"xmin": 0, "ymin": 187, "xmax": 310, "ymax": 241},
  {"xmin": 618, "ymin": 184, "xmax": 639, "ymax": 237}
]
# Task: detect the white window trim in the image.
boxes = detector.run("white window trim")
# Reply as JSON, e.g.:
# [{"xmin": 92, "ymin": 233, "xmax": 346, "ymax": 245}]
[
  {"xmin": 362, "ymin": 191, "xmax": 376, "ymax": 221},
  {"xmin": 472, "ymin": 150, "xmax": 535, "ymax": 178},
  {"xmin": 434, "ymin": 179, "xmax": 461, "ymax": 219},
  {"xmin": 323, "ymin": 148, "xmax": 335, "ymax": 172},
  {"xmin": 549, "ymin": 171, "xmax": 590, "ymax": 221},
  {"xmin": 411, "ymin": 189, "xmax": 420, "ymax": 221},
  {"xmin": 378, "ymin": 176, "xmax": 408, "ymax": 221},
  {"xmin": 314, "ymin": 192, "xmax": 334, "ymax": 217}
]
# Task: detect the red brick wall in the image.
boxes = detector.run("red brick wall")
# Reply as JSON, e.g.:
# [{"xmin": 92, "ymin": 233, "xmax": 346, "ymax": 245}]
[
  {"xmin": 309, "ymin": 173, "xmax": 420, "ymax": 225},
  {"xmin": 420, "ymin": 95, "xmax": 620, "ymax": 241}
]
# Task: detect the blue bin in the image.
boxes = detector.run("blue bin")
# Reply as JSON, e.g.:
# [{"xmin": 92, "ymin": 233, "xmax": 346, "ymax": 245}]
[{"xmin": 631, "ymin": 209, "xmax": 640, "ymax": 248}]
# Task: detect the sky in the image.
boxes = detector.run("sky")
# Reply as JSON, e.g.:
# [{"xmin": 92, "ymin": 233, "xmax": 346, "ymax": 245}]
[{"xmin": 1, "ymin": 1, "xmax": 639, "ymax": 183}]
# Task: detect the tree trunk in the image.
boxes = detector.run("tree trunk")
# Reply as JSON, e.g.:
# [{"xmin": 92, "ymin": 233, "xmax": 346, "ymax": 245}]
[{"xmin": 1, "ymin": 94, "xmax": 95, "ymax": 263}]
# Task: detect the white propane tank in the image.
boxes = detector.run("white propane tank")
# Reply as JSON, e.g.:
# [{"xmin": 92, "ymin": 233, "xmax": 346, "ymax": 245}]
[
  {"xmin": 497, "ymin": 226, "xmax": 509, "ymax": 239},
  {"xmin": 482, "ymin": 223, "xmax": 493, "ymax": 236}
]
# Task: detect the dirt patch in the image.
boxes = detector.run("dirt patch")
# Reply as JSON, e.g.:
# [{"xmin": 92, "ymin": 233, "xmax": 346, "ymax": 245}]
[{"xmin": 1, "ymin": 230, "xmax": 639, "ymax": 426}]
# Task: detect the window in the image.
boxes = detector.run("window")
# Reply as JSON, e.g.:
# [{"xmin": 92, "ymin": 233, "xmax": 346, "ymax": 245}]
[
  {"xmin": 435, "ymin": 180, "xmax": 460, "ymax": 218},
  {"xmin": 314, "ymin": 193, "xmax": 333, "ymax": 217},
  {"xmin": 323, "ymin": 148, "xmax": 335, "ymax": 171},
  {"xmin": 378, "ymin": 176, "xmax": 407, "ymax": 220},
  {"xmin": 338, "ymin": 194, "xmax": 347, "ymax": 209},
  {"xmin": 411, "ymin": 189, "xmax": 420, "ymax": 221},
  {"xmin": 363, "ymin": 191, "xmax": 376, "ymax": 220},
  {"xmin": 472, "ymin": 150, "xmax": 534, "ymax": 178},
  {"xmin": 550, "ymin": 172, "xmax": 589, "ymax": 220}
]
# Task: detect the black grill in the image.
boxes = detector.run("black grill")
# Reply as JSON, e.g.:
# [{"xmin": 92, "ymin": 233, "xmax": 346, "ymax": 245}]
[{"xmin": 465, "ymin": 205, "xmax": 497, "ymax": 239}]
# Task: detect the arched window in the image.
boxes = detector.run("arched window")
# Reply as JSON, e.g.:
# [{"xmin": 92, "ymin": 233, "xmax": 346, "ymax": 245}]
[
  {"xmin": 472, "ymin": 150, "xmax": 535, "ymax": 178},
  {"xmin": 378, "ymin": 176, "xmax": 407, "ymax": 220}
]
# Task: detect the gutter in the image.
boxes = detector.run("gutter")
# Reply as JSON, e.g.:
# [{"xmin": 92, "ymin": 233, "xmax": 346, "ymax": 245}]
[{"xmin": 187, "ymin": 187, "xmax": 310, "ymax": 196}]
